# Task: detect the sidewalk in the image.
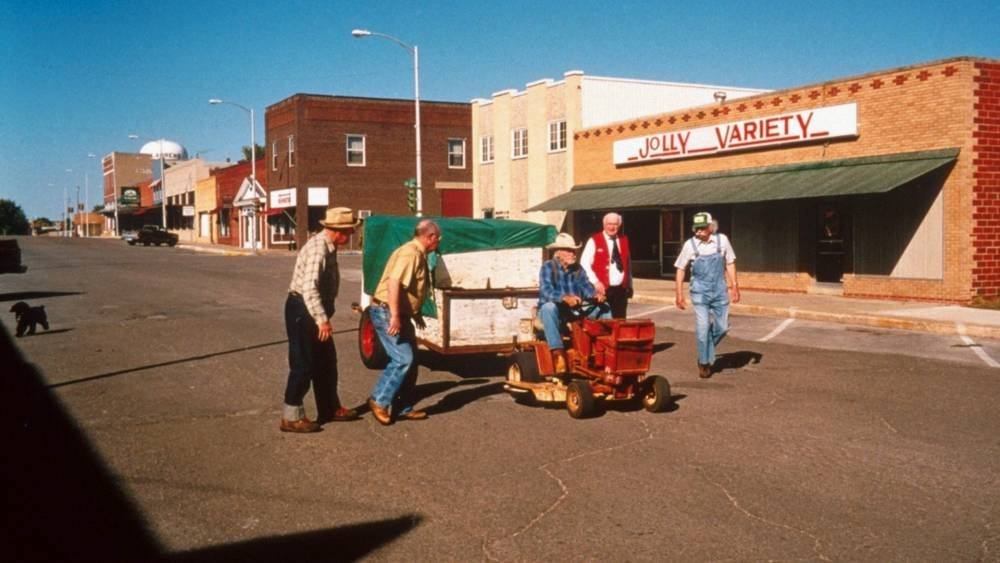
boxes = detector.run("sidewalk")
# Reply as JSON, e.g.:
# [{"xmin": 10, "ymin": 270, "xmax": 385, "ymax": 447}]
[{"xmin": 632, "ymin": 277, "xmax": 1000, "ymax": 341}]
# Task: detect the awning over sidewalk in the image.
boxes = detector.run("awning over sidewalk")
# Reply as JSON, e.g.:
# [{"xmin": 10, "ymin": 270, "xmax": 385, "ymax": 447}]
[{"xmin": 527, "ymin": 148, "xmax": 959, "ymax": 212}]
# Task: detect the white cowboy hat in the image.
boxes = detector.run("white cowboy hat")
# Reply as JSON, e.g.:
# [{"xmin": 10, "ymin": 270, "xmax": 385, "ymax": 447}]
[
  {"xmin": 547, "ymin": 232, "xmax": 581, "ymax": 250},
  {"xmin": 319, "ymin": 207, "xmax": 361, "ymax": 229}
]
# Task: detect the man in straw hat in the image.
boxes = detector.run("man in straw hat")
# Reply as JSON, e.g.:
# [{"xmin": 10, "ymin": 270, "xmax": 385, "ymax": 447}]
[
  {"xmin": 279, "ymin": 207, "xmax": 362, "ymax": 433},
  {"xmin": 538, "ymin": 232, "xmax": 611, "ymax": 373},
  {"xmin": 674, "ymin": 212, "xmax": 740, "ymax": 379}
]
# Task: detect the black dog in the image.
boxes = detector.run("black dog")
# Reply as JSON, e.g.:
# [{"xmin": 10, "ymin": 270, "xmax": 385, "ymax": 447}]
[{"xmin": 9, "ymin": 301, "xmax": 49, "ymax": 337}]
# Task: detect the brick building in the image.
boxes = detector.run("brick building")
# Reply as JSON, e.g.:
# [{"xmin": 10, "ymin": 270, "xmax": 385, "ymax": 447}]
[
  {"xmin": 530, "ymin": 57, "xmax": 1000, "ymax": 303},
  {"xmin": 265, "ymin": 94, "xmax": 472, "ymax": 247},
  {"xmin": 101, "ymin": 151, "xmax": 152, "ymax": 235}
]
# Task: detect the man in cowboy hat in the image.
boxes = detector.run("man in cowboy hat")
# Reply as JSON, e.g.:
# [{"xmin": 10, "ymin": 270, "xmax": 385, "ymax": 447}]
[
  {"xmin": 366, "ymin": 218, "xmax": 441, "ymax": 426},
  {"xmin": 674, "ymin": 212, "xmax": 740, "ymax": 379},
  {"xmin": 538, "ymin": 232, "xmax": 610, "ymax": 373},
  {"xmin": 279, "ymin": 206, "xmax": 362, "ymax": 433}
]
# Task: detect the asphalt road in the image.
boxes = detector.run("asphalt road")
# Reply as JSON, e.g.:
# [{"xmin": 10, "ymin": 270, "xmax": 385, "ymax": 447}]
[{"xmin": 4, "ymin": 236, "xmax": 1000, "ymax": 561}]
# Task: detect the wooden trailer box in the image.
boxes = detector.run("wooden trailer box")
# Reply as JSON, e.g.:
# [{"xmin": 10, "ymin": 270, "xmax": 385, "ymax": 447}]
[{"xmin": 416, "ymin": 288, "xmax": 539, "ymax": 353}]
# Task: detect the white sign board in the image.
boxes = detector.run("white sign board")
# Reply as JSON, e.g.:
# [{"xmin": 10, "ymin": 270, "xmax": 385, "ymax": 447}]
[
  {"xmin": 613, "ymin": 102, "xmax": 858, "ymax": 165},
  {"xmin": 270, "ymin": 188, "xmax": 296, "ymax": 209},
  {"xmin": 182, "ymin": 205, "xmax": 195, "ymax": 217},
  {"xmin": 307, "ymin": 187, "xmax": 329, "ymax": 206}
]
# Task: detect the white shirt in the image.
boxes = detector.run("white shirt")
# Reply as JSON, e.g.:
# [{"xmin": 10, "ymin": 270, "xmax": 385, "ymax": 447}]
[
  {"xmin": 673, "ymin": 233, "xmax": 736, "ymax": 271},
  {"xmin": 581, "ymin": 232, "xmax": 626, "ymax": 287}
]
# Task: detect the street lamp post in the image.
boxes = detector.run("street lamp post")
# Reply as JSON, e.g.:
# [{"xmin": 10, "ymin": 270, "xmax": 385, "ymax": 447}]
[
  {"xmin": 352, "ymin": 28, "xmax": 422, "ymax": 216},
  {"xmin": 129, "ymin": 135, "xmax": 168, "ymax": 229},
  {"xmin": 209, "ymin": 99, "xmax": 259, "ymax": 255},
  {"xmin": 85, "ymin": 153, "xmax": 96, "ymax": 237}
]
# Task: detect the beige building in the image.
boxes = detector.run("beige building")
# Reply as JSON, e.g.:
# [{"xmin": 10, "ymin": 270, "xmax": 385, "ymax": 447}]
[
  {"xmin": 194, "ymin": 175, "xmax": 218, "ymax": 244},
  {"xmin": 163, "ymin": 159, "xmax": 229, "ymax": 242},
  {"xmin": 472, "ymin": 71, "xmax": 767, "ymax": 228}
]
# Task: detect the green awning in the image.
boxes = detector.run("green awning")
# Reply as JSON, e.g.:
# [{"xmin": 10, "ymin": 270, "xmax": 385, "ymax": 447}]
[{"xmin": 527, "ymin": 148, "xmax": 959, "ymax": 212}]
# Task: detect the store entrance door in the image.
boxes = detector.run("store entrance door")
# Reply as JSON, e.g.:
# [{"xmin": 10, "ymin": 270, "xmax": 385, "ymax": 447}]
[
  {"xmin": 660, "ymin": 209, "xmax": 683, "ymax": 276},
  {"xmin": 816, "ymin": 203, "xmax": 851, "ymax": 283}
]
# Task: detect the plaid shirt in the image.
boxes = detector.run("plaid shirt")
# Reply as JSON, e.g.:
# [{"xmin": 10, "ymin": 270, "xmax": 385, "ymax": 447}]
[
  {"xmin": 538, "ymin": 259, "xmax": 597, "ymax": 306},
  {"xmin": 288, "ymin": 232, "xmax": 340, "ymax": 324}
]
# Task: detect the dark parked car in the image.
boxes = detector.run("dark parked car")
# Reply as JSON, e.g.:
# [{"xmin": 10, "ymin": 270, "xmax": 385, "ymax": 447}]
[
  {"xmin": 0, "ymin": 239, "xmax": 26, "ymax": 273},
  {"xmin": 132, "ymin": 225, "xmax": 178, "ymax": 247}
]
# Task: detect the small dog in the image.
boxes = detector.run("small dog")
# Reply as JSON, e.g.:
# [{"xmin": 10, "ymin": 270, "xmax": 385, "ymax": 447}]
[{"xmin": 9, "ymin": 301, "xmax": 49, "ymax": 337}]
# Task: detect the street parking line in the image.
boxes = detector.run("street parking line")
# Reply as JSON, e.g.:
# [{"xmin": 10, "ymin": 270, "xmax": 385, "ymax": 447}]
[
  {"xmin": 956, "ymin": 322, "xmax": 1000, "ymax": 368},
  {"xmin": 638, "ymin": 304, "xmax": 675, "ymax": 316},
  {"xmin": 758, "ymin": 318, "xmax": 795, "ymax": 342}
]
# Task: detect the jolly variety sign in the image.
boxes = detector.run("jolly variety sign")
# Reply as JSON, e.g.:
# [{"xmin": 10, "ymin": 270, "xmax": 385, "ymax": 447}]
[{"xmin": 613, "ymin": 103, "xmax": 858, "ymax": 166}]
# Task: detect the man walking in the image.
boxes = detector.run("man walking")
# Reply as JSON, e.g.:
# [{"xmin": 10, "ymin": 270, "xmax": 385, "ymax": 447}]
[
  {"xmin": 539, "ymin": 233, "xmax": 610, "ymax": 373},
  {"xmin": 674, "ymin": 212, "xmax": 740, "ymax": 379},
  {"xmin": 367, "ymin": 219, "xmax": 441, "ymax": 425},
  {"xmin": 280, "ymin": 207, "xmax": 361, "ymax": 433},
  {"xmin": 581, "ymin": 212, "xmax": 633, "ymax": 318}
]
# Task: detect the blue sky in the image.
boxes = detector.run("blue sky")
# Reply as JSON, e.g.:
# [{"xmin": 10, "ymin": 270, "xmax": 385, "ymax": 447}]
[{"xmin": 1, "ymin": 0, "xmax": 997, "ymax": 219}]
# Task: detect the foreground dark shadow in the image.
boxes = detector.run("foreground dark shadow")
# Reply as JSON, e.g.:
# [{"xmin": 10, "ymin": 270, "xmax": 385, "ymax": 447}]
[
  {"xmin": 0, "ymin": 290, "xmax": 83, "ymax": 302},
  {"xmin": 713, "ymin": 351, "xmax": 764, "ymax": 374},
  {"xmin": 1, "ymin": 325, "xmax": 420, "ymax": 561}
]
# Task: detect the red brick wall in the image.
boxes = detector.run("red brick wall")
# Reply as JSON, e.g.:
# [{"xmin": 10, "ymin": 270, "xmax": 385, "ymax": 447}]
[{"xmin": 972, "ymin": 61, "xmax": 1000, "ymax": 299}]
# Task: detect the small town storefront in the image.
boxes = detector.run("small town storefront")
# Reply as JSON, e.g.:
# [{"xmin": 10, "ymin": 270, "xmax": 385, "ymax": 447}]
[
  {"xmin": 531, "ymin": 57, "xmax": 1000, "ymax": 303},
  {"xmin": 233, "ymin": 176, "xmax": 266, "ymax": 250}
]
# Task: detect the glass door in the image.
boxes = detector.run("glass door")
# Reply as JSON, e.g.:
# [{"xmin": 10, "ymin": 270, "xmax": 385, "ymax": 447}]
[{"xmin": 660, "ymin": 210, "xmax": 683, "ymax": 276}]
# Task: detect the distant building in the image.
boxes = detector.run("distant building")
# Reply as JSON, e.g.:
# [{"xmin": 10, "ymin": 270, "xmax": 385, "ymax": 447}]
[
  {"xmin": 162, "ymin": 158, "xmax": 231, "ymax": 242},
  {"xmin": 101, "ymin": 152, "xmax": 152, "ymax": 235},
  {"xmin": 265, "ymin": 94, "xmax": 472, "ymax": 248}
]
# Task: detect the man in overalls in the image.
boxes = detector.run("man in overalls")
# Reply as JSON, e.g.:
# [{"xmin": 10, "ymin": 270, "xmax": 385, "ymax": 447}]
[{"xmin": 674, "ymin": 212, "xmax": 741, "ymax": 378}]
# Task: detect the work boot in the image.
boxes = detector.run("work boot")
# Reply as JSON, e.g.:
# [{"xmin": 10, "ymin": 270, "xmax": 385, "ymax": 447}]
[
  {"xmin": 552, "ymin": 350, "xmax": 568, "ymax": 374},
  {"xmin": 698, "ymin": 363, "xmax": 712, "ymax": 379}
]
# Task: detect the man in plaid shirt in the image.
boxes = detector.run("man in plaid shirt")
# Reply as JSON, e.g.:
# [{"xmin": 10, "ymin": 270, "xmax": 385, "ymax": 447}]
[
  {"xmin": 280, "ymin": 207, "xmax": 361, "ymax": 433},
  {"xmin": 537, "ymin": 233, "xmax": 610, "ymax": 373}
]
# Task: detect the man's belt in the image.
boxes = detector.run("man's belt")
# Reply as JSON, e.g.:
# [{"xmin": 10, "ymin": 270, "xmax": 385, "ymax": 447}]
[{"xmin": 370, "ymin": 297, "xmax": 389, "ymax": 308}]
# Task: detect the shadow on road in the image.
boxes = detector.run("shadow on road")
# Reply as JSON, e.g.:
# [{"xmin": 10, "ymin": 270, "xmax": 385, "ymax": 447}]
[
  {"xmin": 20, "ymin": 327, "xmax": 73, "ymax": 337},
  {"xmin": 1, "ymin": 325, "xmax": 421, "ymax": 561},
  {"xmin": 713, "ymin": 351, "xmax": 763, "ymax": 375},
  {"xmin": 0, "ymin": 291, "xmax": 83, "ymax": 302},
  {"xmin": 652, "ymin": 341, "xmax": 674, "ymax": 354}
]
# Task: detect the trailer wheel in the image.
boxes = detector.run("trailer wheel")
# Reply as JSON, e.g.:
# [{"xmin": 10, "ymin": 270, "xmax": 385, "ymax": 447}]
[
  {"xmin": 507, "ymin": 351, "xmax": 541, "ymax": 383},
  {"xmin": 358, "ymin": 307, "xmax": 388, "ymax": 369},
  {"xmin": 566, "ymin": 380, "xmax": 595, "ymax": 419},
  {"xmin": 641, "ymin": 376, "xmax": 672, "ymax": 413}
]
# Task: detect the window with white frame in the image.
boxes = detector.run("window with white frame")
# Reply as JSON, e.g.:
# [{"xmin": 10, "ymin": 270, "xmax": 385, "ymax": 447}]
[
  {"xmin": 480, "ymin": 135, "xmax": 494, "ymax": 163},
  {"xmin": 512, "ymin": 128, "xmax": 528, "ymax": 159},
  {"xmin": 288, "ymin": 135, "xmax": 295, "ymax": 167},
  {"xmin": 271, "ymin": 140, "xmax": 278, "ymax": 171},
  {"xmin": 448, "ymin": 139, "xmax": 466, "ymax": 168},
  {"xmin": 548, "ymin": 120, "xmax": 567, "ymax": 152},
  {"xmin": 346, "ymin": 134, "xmax": 365, "ymax": 166}
]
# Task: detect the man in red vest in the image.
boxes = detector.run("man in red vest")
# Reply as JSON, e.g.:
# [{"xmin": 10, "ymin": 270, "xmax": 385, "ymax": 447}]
[{"xmin": 581, "ymin": 212, "xmax": 633, "ymax": 319}]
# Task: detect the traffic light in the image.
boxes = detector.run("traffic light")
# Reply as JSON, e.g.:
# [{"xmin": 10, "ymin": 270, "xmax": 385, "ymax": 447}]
[{"xmin": 403, "ymin": 178, "xmax": 417, "ymax": 213}]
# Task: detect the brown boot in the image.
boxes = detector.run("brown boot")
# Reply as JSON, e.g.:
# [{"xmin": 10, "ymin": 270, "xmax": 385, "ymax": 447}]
[
  {"xmin": 552, "ymin": 350, "xmax": 568, "ymax": 374},
  {"xmin": 698, "ymin": 363, "xmax": 712, "ymax": 379}
]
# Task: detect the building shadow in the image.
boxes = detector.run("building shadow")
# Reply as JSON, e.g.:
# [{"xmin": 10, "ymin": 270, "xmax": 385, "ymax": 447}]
[
  {"xmin": 0, "ymin": 325, "xmax": 421, "ymax": 561},
  {"xmin": 0, "ymin": 291, "xmax": 83, "ymax": 302}
]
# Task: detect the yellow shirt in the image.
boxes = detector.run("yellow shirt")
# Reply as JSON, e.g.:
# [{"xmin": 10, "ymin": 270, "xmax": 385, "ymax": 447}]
[{"xmin": 373, "ymin": 238, "xmax": 430, "ymax": 316}]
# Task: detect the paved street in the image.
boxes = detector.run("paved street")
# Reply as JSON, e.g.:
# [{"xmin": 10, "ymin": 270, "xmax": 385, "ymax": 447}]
[{"xmin": 4, "ymin": 236, "xmax": 1000, "ymax": 561}]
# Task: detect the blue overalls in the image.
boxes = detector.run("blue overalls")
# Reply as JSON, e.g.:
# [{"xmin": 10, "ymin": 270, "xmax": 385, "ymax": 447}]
[{"xmin": 689, "ymin": 235, "xmax": 729, "ymax": 366}]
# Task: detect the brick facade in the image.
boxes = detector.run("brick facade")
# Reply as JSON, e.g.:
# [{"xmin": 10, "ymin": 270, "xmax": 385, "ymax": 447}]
[
  {"xmin": 573, "ymin": 57, "xmax": 994, "ymax": 302},
  {"xmin": 265, "ymin": 95, "xmax": 471, "ymax": 247}
]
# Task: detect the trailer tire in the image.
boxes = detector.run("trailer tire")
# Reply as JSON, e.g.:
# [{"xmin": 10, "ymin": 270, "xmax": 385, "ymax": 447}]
[
  {"xmin": 507, "ymin": 351, "xmax": 542, "ymax": 384},
  {"xmin": 358, "ymin": 307, "xmax": 389, "ymax": 369},
  {"xmin": 641, "ymin": 375, "xmax": 672, "ymax": 413},
  {"xmin": 566, "ymin": 380, "xmax": 596, "ymax": 419}
]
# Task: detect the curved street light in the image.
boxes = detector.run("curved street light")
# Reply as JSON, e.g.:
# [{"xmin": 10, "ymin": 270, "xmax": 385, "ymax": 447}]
[
  {"xmin": 209, "ymin": 98, "xmax": 259, "ymax": 254},
  {"xmin": 352, "ymin": 28, "xmax": 422, "ymax": 216}
]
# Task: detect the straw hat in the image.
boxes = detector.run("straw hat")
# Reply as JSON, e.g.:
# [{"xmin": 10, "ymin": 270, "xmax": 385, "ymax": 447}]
[
  {"xmin": 319, "ymin": 207, "xmax": 361, "ymax": 229},
  {"xmin": 547, "ymin": 232, "xmax": 581, "ymax": 250}
]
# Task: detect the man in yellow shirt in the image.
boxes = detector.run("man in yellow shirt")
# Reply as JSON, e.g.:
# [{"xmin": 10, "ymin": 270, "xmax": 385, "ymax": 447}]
[{"xmin": 367, "ymin": 219, "xmax": 441, "ymax": 425}]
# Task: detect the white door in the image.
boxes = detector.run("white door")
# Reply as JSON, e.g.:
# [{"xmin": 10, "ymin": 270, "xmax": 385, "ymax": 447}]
[{"xmin": 199, "ymin": 213, "xmax": 211, "ymax": 238}]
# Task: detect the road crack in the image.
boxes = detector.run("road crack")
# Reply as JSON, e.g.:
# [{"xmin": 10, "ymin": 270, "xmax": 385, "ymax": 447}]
[
  {"xmin": 482, "ymin": 414, "xmax": 654, "ymax": 560},
  {"xmin": 697, "ymin": 468, "xmax": 831, "ymax": 561}
]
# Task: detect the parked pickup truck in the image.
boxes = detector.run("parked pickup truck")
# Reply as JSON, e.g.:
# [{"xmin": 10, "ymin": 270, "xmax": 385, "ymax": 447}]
[{"xmin": 131, "ymin": 225, "xmax": 178, "ymax": 247}]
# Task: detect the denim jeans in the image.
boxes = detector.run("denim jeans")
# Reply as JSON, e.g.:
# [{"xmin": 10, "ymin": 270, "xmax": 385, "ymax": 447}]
[
  {"xmin": 691, "ymin": 292, "xmax": 729, "ymax": 366},
  {"xmin": 538, "ymin": 301, "xmax": 611, "ymax": 350},
  {"xmin": 368, "ymin": 305, "xmax": 418, "ymax": 414},
  {"xmin": 283, "ymin": 294, "xmax": 341, "ymax": 420}
]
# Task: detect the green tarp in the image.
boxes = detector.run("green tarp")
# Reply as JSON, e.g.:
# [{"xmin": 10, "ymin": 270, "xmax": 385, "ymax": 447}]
[
  {"xmin": 527, "ymin": 148, "xmax": 959, "ymax": 211},
  {"xmin": 362, "ymin": 216, "xmax": 557, "ymax": 317}
]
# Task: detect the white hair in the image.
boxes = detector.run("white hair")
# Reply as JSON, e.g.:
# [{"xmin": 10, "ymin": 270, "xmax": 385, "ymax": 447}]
[{"xmin": 603, "ymin": 212, "xmax": 622, "ymax": 225}]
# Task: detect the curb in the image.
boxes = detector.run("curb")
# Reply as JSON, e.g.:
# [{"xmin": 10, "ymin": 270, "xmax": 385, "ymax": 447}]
[{"xmin": 632, "ymin": 294, "xmax": 1000, "ymax": 341}]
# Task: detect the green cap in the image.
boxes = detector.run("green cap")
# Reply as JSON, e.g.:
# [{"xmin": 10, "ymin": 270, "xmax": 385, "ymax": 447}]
[{"xmin": 692, "ymin": 212, "xmax": 713, "ymax": 231}]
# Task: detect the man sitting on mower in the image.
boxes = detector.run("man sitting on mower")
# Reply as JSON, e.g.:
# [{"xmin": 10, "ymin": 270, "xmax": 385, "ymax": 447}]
[{"xmin": 537, "ymin": 233, "xmax": 611, "ymax": 373}]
